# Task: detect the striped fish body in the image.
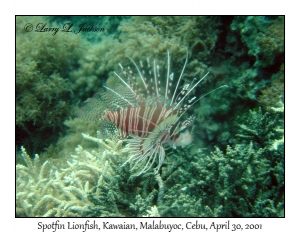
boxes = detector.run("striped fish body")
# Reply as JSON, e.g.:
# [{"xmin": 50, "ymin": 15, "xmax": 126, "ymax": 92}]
[
  {"xmin": 95, "ymin": 50, "xmax": 226, "ymax": 175},
  {"xmin": 103, "ymin": 101, "xmax": 175, "ymax": 138},
  {"xmin": 103, "ymin": 101, "xmax": 184, "ymax": 175}
]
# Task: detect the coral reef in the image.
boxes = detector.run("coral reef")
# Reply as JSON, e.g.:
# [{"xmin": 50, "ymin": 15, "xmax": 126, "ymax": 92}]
[
  {"xmin": 17, "ymin": 136, "xmax": 126, "ymax": 217},
  {"xmin": 17, "ymin": 145, "xmax": 95, "ymax": 217},
  {"xmin": 69, "ymin": 16, "xmax": 221, "ymax": 101},
  {"xmin": 16, "ymin": 16, "xmax": 284, "ymax": 217},
  {"xmin": 159, "ymin": 107, "xmax": 284, "ymax": 217},
  {"xmin": 16, "ymin": 16, "xmax": 84, "ymax": 154},
  {"xmin": 258, "ymin": 64, "xmax": 284, "ymax": 113},
  {"xmin": 230, "ymin": 16, "xmax": 284, "ymax": 67},
  {"xmin": 17, "ymin": 104, "xmax": 284, "ymax": 217},
  {"xmin": 17, "ymin": 134, "xmax": 164, "ymax": 217}
]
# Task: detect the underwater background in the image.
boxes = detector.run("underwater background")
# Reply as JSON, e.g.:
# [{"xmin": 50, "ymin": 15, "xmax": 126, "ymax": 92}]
[{"xmin": 16, "ymin": 16, "xmax": 284, "ymax": 217}]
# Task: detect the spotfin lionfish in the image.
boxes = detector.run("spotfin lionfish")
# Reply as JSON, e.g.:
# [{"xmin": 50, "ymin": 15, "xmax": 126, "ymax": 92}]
[{"xmin": 79, "ymin": 50, "xmax": 227, "ymax": 176}]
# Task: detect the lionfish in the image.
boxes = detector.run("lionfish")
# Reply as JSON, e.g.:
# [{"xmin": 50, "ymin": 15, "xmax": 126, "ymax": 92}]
[{"xmin": 83, "ymin": 50, "xmax": 226, "ymax": 176}]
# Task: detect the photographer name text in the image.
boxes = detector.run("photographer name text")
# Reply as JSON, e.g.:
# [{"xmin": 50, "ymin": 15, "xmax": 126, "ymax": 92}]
[{"xmin": 24, "ymin": 23, "xmax": 105, "ymax": 36}]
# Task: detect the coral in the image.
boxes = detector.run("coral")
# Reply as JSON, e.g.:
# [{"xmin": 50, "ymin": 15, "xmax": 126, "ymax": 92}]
[
  {"xmin": 258, "ymin": 64, "xmax": 284, "ymax": 113},
  {"xmin": 16, "ymin": 134, "xmax": 164, "ymax": 217},
  {"xmin": 17, "ymin": 146, "xmax": 96, "ymax": 217},
  {"xmin": 256, "ymin": 18, "xmax": 284, "ymax": 66},
  {"xmin": 16, "ymin": 132, "xmax": 129, "ymax": 217},
  {"xmin": 68, "ymin": 37, "xmax": 117, "ymax": 100},
  {"xmin": 208, "ymin": 143, "xmax": 283, "ymax": 217},
  {"xmin": 220, "ymin": 16, "xmax": 284, "ymax": 113},
  {"xmin": 16, "ymin": 16, "xmax": 284, "ymax": 218},
  {"xmin": 48, "ymin": 16, "xmax": 128, "ymax": 42},
  {"xmin": 117, "ymin": 16, "xmax": 220, "ymax": 61},
  {"xmin": 159, "ymin": 141, "xmax": 283, "ymax": 217},
  {"xmin": 17, "ymin": 106, "xmax": 284, "ymax": 217},
  {"xmin": 142, "ymin": 206, "xmax": 160, "ymax": 217},
  {"xmin": 55, "ymin": 118, "xmax": 101, "ymax": 157},
  {"xmin": 114, "ymin": 16, "xmax": 221, "ymax": 83},
  {"xmin": 157, "ymin": 106, "xmax": 284, "ymax": 217},
  {"xmin": 70, "ymin": 16, "xmax": 222, "ymax": 101},
  {"xmin": 235, "ymin": 108, "xmax": 284, "ymax": 151},
  {"xmin": 16, "ymin": 16, "xmax": 84, "ymax": 154},
  {"xmin": 231, "ymin": 16, "xmax": 284, "ymax": 67}
]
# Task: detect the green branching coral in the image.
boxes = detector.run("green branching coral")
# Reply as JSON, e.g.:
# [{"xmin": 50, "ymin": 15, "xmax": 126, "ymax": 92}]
[
  {"xmin": 205, "ymin": 143, "xmax": 273, "ymax": 217},
  {"xmin": 160, "ymin": 142, "xmax": 283, "ymax": 217},
  {"xmin": 156, "ymin": 106, "xmax": 284, "ymax": 217},
  {"xmin": 236, "ymin": 108, "xmax": 284, "ymax": 151}
]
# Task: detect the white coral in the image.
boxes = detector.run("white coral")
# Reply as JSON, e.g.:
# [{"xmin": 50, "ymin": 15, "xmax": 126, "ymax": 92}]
[
  {"xmin": 143, "ymin": 205, "xmax": 160, "ymax": 217},
  {"xmin": 16, "ymin": 134, "xmax": 125, "ymax": 217}
]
